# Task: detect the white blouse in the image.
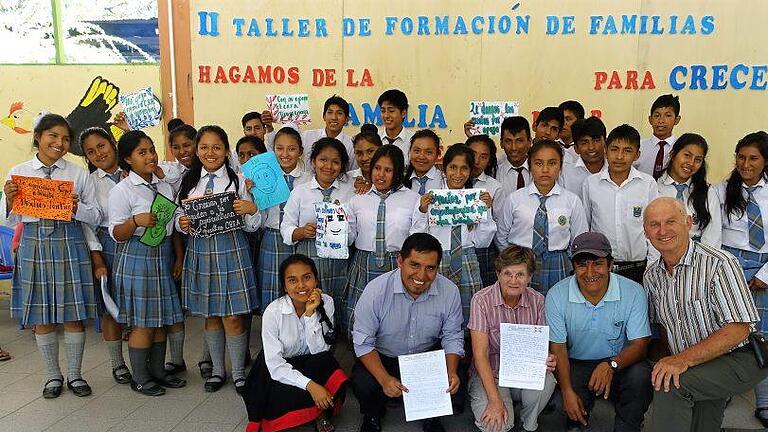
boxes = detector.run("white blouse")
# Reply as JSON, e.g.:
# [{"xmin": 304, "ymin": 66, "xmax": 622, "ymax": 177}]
[
  {"xmin": 657, "ymin": 173, "xmax": 721, "ymax": 248},
  {"xmin": 108, "ymin": 171, "xmax": 176, "ymax": 240},
  {"xmin": 280, "ymin": 177, "xmax": 354, "ymax": 245},
  {"xmin": 347, "ymin": 187, "xmax": 421, "ymax": 252},
  {"xmin": 262, "ymin": 165, "xmax": 312, "ymax": 230}
]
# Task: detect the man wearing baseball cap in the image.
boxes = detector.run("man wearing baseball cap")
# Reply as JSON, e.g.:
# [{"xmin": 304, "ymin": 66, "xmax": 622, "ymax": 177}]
[{"xmin": 545, "ymin": 232, "xmax": 653, "ymax": 432}]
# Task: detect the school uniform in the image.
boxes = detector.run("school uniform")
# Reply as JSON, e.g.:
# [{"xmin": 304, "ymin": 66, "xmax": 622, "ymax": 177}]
[
  {"xmin": 582, "ymin": 167, "xmax": 659, "ymax": 283},
  {"xmin": 411, "ymin": 185, "xmax": 497, "ymax": 325},
  {"xmin": 259, "ymin": 166, "xmax": 312, "ymax": 308},
  {"xmin": 177, "ymin": 166, "xmax": 259, "ymax": 317},
  {"xmin": 158, "ymin": 160, "xmax": 188, "ymax": 199},
  {"xmin": 344, "ymin": 186, "xmax": 420, "ymax": 332},
  {"xmin": 108, "ymin": 171, "xmax": 183, "ymax": 328},
  {"xmin": 496, "ymin": 182, "xmax": 588, "ymax": 295},
  {"xmin": 635, "ymin": 135, "xmax": 677, "ymax": 178},
  {"xmin": 243, "ymin": 294, "xmax": 347, "ymax": 432},
  {"xmin": 559, "ymin": 158, "xmax": 607, "ymax": 200},
  {"xmin": 496, "ymin": 158, "xmax": 531, "ymax": 210},
  {"xmin": 407, "ymin": 165, "xmax": 444, "ymax": 195},
  {"xmin": 471, "ymin": 173, "xmax": 504, "ymax": 287},
  {"xmin": 658, "ymin": 173, "xmax": 721, "ymax": 248},
  {"xmin": 280, "ymin": 177, "xmax": 355, "ymax": 328},
  {"xmin": 89, "ymin": 168, "xmax": 125, "ymax": 314},
  {"xmin": 555, "ymin": 139, "xmax": 579, "ymax": 166},
  {"xmin": 302, "ymin": 128, "xmax": 357, "ymax": 170},
  {"xmin": 380, "ymin": 127, "xmax": 414, "ymax": 165},
  {"xmin": 4, "ymin": 157, "xmax": 100, "ymax": 326},
  {"xmin": 347, "ymin": 168, "xmax": 363, "ymax": 179}
]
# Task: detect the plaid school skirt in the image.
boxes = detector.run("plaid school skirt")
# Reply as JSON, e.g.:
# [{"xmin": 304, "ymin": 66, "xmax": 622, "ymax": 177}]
[
  {"xmin": 295, "ymin": 239, "xmax": 350, "ymax": 330},
  {"xmin": 93, "ymin": 226, "xmax": 119, "ymax": 314},
  {"xmin": 11, "ymin": 221, "xmax": 96, "ymax": 326},
  {"xmin": 344, "ymin": 249, "xmax": 399, "ymax": 334},
  {"xmin": 258, "ymin": 228, "xmax": 295, "ymax": 311},
  {"xmin": 182, "ymin": 230, "xmax": 258, "ymax": 317},
  {"xmin": 439, "ymin": 247, "xmax": 482, "ymax": 326},
  {"xmin": 475, "ymin": 245, "xmax": 499, "ymax": 288},
  {"xmin": 112, "ymin": 236, "xmax": 184, "ymax": 328},
  {"xmin": 531, "ymin": 249, "xmax": 571, "ymax": 297},
  {"xmin": 245, "ymin": 230, "xmax": 263, "ymax": 310},
  {"xmin": 723, "ymin": 246, "xmax": 768, "ymax": 332}
]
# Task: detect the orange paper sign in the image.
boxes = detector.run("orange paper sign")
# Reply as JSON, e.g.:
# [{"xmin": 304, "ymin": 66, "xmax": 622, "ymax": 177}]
[{"xmin": 11, "ymin": 175, "xmax": 74, "ymax": 221}]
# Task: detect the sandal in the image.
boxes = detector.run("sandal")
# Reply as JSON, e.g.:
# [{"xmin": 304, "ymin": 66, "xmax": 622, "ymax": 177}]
[
  {"xmin": 198, "ymin": 360, "xmax": 213, "ymax": 379},
  {"xmin": 153, "ymin": 374, "xmax": 187, "ymax": 389},
  {"xmin": 755, "ymin": 407, "xmax": 768, "ymax": 428},
  {"xmin": 42, "ymin": 378, "xmax": 63, "ymax": 399},
  {"xmin": 204, "ymin": 374, "xmax": 226, "ymax": 393},
  {"xmin": 315, "ymin": 414, "xmax": 335, "ymax": 432},
  {"xmin": 164, "ymin": 361, "xmax": 187, "ymax": 375},
  {"xmin": 234, "ymin": 378, "xmax": 246, "ymax": 396},
  {"xmin": 112, "ymin": 365, "xmax": 132, "ymax": 385},
  {"xmin": 0, "ymin": 348, "xmax": 10, "ymax": 362},
  {"xmin": 67, "ymin": 378, "xmax": 93, "ymax": 397}
]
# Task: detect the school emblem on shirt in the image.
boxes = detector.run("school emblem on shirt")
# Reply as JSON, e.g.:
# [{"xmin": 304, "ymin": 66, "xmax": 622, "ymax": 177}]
[
  {"xmin": 633, "ymin": 206, "xmax": 642, "ymax": 218},
  {"xmin": 558, "ymin": 215, "xmax": 568, "ymax": 226}
]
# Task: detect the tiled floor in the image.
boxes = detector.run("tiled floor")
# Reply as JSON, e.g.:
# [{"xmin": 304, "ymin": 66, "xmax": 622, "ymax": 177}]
[{"xmin": 0, "ymin": 311, "xmax": 764, "ymax": 432}]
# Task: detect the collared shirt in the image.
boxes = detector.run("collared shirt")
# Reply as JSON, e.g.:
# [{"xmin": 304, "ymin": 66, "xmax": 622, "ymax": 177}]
[
  {"xmin": 347, "ymin": 168, "xmax": 363, "ymax": 179},
  {"xmin": 175, "ymin": 165, "xmax": 261, "ymax": 232},
  {"xmin": 559, "ymin": 157, "xmax": 607, "ymax": 200},
  {"xmin": 472, "ymin": 172, "xmax": 503, "ymax": 216},
  {"xmin": 262, "ymin": 165, "xmax": 312, "ymax": 230},
  {"xmin": 380, "ymin": 127, "xmax": 414, "ymax": 165},
  {"xmin": 644, "ymin": 240, "xmax": 759, "ymax": 355},
  {"xmin": 2, "ymin": 156, "xmax": 100, "ymax": 226},
  {"xmin": 348, "ymin": 187, "xmax": 421, "ymax": 252},
  {"xmin": 582, "ymin": 167, "xmax": 659, "ymax": 262},
  {"xmin": 352, "ymin": 268, "xmax": 465, "ymax": 358},
  {"xmin": 556, "ymin": 139, "xmax": 579, "ymax": 166},
  {"xmin": 411, "ymin": 193, "xmax": 497, "ymax": 250},
  {"xmin": 108, "ymin": 171, "xmax": 176, "ymax": 240},
  {"xmin": 496, "ymin": 182, "xmax": 587, "ymax": 251},
  {"xmin": 302, "ymin": 128, "xmax": 357, "ymax": 170},
  {"xmin": 91, "ymin": 168, "xmax": 122, "ymax": 227},
  {"xmin": 280, "ymin": 176, "xmax": 354, "ymax": 245},
  {"xmin": 468, "ymin": 284, "xmax": 545, "ymax": 378},
  {"xmin": 657, "ymin": 173, "xmax": 721, "ymax": 248},
  {"xmin": 717, "ymin": 179, "xmax": 768, "ymax": 282},
  {"xmin": 261, "ymin": 293, "xmax": 334, "ymax": 390},
  {"xmin": 545, "ymin": 273, "xmax": 651, "ymax": 360},
  {"xmin": 635, "ymin": 134, "xmax": 677, "ymax": 176},
  {"xmin": 408, "ymin": 166, "xmax": 444, "ymax": 195},
  {"xmin": 158, "ymin": 160, "xmax": 188, "ymax": 199},
  {"xmin": 497, "ymin": 158, "xmax": 531, "ymax": 206}
]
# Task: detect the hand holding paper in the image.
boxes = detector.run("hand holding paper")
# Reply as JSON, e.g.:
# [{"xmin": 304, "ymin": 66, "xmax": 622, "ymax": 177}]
[
  {"xmin": 498, "ymin": 324, "xmax": 550, "ymax": 390},
  {"xmin": 398, "ymin": 350, "xmax": 453, "ymax": 422}
]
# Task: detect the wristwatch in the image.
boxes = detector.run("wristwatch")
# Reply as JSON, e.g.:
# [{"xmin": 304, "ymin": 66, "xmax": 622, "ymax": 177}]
[{"xmin": 608, "ymin": 358, "xmax": 619, "ymax": 371}]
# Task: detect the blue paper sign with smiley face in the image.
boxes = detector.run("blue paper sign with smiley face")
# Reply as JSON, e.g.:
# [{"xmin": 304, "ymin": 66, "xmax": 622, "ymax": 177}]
[{"xmin": 242, "ymin": 151, "xmax": 291, "ymax": 211}]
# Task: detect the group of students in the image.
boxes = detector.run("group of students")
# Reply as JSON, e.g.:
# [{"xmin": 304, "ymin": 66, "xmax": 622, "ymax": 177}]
[{"xmin": 3, "ymin": 88, "xmax": 768, "ymax": 432}]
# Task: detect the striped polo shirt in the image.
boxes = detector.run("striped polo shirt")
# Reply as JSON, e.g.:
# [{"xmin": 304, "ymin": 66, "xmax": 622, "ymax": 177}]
[{"xmin": 643, "ymin": 240, "xmax": 759, "ymax": 355}]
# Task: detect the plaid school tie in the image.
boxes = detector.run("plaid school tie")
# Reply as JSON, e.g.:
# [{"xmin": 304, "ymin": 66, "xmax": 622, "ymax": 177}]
[
  {"xmin": 673, "ymin": 183, "xmax": 687, "ymax": 201},
  {"xmin": 279, "ymin": 174, "xmax": 295, "ymax": 224},
  {"xmin": 746, "ymin": 186, "xmax": 765, "ymax": 249},
  {"xmin": 532, "ymin": 195, "xmax": 549, "ymax": 257},
  {"xmin": 373, "ymin": 190, "xmax": 391, "ymax": 268},
  {"xmin": 450, "ymin": 224, "xmax": 462, "ymax": 274},
  {"xmin": 106, "ymin": 169, "xmax": 122, "ymax": 184},
  {"xmin": 204, "ymin": 173, "xmax": 216, "ymax": 195},
  {"xmin": 321, "ymin": 186, "xmax": 334, "ymax": 203},
  {"xmin": 416, "ymin": 177, "xmax": 429, "ymax": 195},
  {"xmin": 41, "ymin": 165, "xmax": 58, "ymax": 179}
]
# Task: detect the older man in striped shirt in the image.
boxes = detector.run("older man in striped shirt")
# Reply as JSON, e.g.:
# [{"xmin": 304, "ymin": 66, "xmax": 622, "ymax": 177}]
[{"xmin": 643, "ymin": 197, "xmax": 768, "ymax": 432}]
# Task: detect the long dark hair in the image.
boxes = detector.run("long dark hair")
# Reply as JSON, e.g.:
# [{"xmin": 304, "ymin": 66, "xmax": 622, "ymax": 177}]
[
  {"xmin": 465, "ymin": 134, "xmax": 498, "ymax": 178},
  {"xmin": 117, "ymin": 130, "xmax": 152, "ymax": 173},
  {"xmin": 664, "ymin": 133, "xmax": 712, "ymax": 230},
  {"xmin": 310, "ymin": 137, "xmax": 350, "ymax": 181},
  {"xmin": 33, "ymin": 114, "xmax": 72, "ymax": 149},
  {"xmin": 724, "ymin": 131, "xmax": 768, "ymax": 222},
  {"xmin": 369, "ymin": 144, "xmax": 406, "ymax": 191},
  {"xmin": 442, "ymin": 143, "xmax": 475, "ymax": 189},
  {"xmin": 177, "ymin": 125, "xmax": 239, "ymax": 201},
  {"xmin": 404, "ymin": 129, "xmax": 441, "ymax": 189},
  {"xmin": 79, "ymin": 126, "xmax": 116, "ymax": 173},
  {"xmin": 278, "ymin": 254, "xmax": 336, "ymax": 343}
]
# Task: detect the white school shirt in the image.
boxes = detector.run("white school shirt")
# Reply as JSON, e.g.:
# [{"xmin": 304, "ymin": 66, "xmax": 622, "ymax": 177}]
[
  {"xmin": 495, "ymin": 182, "xmax": 588, "ymax": 251},
  {"xmin": 83, "ymin": 167, "xmax": 123, "ymax": 251},
  {"xmin": 380, "ymin": 127, "xmax": 414, "ymax": 164},
  {"xmin": 408, "ymin": 166, "xmax": 444, "ymax": 195},
  {"xmin": 347, "ymin": 168, "xmax": 363, "ymax": 179},
  {"xmin": 175, "ymin": 165, "xmax": 261, "ymax": 232},
  {"xmin": 2, "ymin": 156, "xmax": 100, "ymax": 227},
  {"xmin": 496, "ymin": 158, "xmax": 531, "ymax": 208},
  {"xmin": 716, "ymin": 179, "xmax": 768, "ymax": 282},
  {"xmin": 472, "ymin": 172, "xmax": 504, "ymax": 217},
  {"xmin": 280, "ymin": 176, "xmax": 355, "ymax": 245},
  {"xmin": 262, "ymin": 165, "xmax": 312, "ymax": 230},
  {"xmin": 410, "ymin": 191, "xmax": 497, "ymax": 250},
  {"xmin": 302, "ymin": 128, "xmax": 357, "ymax": 170},
  {"xmin": 108, "ymin": 171, "xmax": 176, "ymax": 240},
  {"xmin": 555, "ymin": 139, "xmax": 579, "ymax": 165},
  {"xmin": 559, "ymin": 158, "xmax": 607, "ymax": 200},
  {"xmin": 657, "ymin": 173, "xmax": 722, "ymax": 248},
  {"xmin": 634, "ymin": 135, "xmax": 677, "ymax": 176},
  {"xmin": 158, "ymin": 160, "xmax": 188, "ymax": 199},
  {"xmin": 262, "ymin": 293, "xmax": 335, "ymax": 390},
  {"xmin": 347, "ymin": 187, "xmax": 421, "ymax": 252},
  {"xmin": 582, "ymin": 167, "xmax": 659, "ymax": 262}
]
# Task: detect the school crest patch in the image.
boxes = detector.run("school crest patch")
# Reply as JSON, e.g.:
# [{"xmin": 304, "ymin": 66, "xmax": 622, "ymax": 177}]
[
  {"xmin": 558, "ymin": 215, "xmax": 568, "ymax": 226},
  {"xmin": 633, "ymin": 206, "xmax": 642, "ymax": 218}
]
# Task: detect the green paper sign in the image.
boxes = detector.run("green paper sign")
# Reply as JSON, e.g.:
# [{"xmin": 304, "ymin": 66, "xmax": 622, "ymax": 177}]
[{"xmin": 139, "ymin": 193, "xmax": 178, "ymax": 247}]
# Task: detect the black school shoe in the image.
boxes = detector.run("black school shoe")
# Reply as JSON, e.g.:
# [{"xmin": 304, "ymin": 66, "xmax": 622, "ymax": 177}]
[
  {"xmin": 421, "ymin": 418, "xmax": 445, "ymax": 432},
  {"xmin": 42, "ymin": 378, "xmax": 63, "ymax": 399},
  {"xmin": 204, "ymin": 375, "xmax": 226, "ymax": 393},
  {"xmin": 131, "ymin": 380, "xmax": 166, "ymax": 396},
  {"xmin": 164, "ymin": 362, "xmax": 187, "ymax": 375},
  {"xmin": 198, "ymin": 360, "xmax": 213, "ymax": 379},
  {"xmin": 112, "ymin": 365, "xmax": 132, "ymax": 385},
  {"xmin": 358, "ymin": 415, "xmax": 382, "ymax": 432},
  {"xmin": 152, "ymin": 374, "xmax": 187, "ymax": 389},
  {"xmin": 67, "ymin": 378, "xmax": 92, "ymax": 397}
]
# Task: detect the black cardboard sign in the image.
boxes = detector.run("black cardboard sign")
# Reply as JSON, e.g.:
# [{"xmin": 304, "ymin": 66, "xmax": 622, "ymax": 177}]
[{"xmin": 182, "ymin": 191, "xmax": 244, "ymax": 238}]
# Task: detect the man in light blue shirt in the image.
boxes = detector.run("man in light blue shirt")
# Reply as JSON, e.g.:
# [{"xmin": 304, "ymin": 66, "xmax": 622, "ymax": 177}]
[
  {"xmin": 545, "ymin": 232, "xmax": 652, "ymax": 432},
  {"xmin": 351, "ymin": 233, "xmax": 464, "ymax": 432}
]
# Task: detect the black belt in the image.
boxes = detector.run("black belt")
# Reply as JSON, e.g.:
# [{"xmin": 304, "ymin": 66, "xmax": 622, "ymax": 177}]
[{"xmin": 613, "ymin": 260, "xmax": 647, "ymax": 272}]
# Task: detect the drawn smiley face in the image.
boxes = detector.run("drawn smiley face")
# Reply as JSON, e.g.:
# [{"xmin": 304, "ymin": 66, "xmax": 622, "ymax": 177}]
[{"xmin": 252, "ymin": 163, "xmax": 279, "ymax": 195}]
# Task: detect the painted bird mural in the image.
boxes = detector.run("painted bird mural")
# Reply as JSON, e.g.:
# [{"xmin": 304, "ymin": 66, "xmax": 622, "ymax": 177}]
[{"xmin": 1, "ymin": 102, "xmax": 35, "ymax": 134}]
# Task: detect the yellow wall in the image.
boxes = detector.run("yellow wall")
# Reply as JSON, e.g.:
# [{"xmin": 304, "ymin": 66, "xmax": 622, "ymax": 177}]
[
  {"xmin": 188, "ymin": 0, "xmax": 768, "ymax": 182},
  {"xmin": 0, "ymin": 65, "xmax": 163, "ymax": 181}
]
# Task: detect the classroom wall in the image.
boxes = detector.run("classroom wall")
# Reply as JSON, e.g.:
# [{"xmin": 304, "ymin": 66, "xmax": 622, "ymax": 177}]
[{"xmin": 187, "ymin": 0, "xmax": 768, "ymax": 182}]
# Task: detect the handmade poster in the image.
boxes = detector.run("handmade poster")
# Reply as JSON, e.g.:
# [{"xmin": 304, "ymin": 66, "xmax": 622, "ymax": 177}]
[
  {"xmin": 314, "ymin": 201, "xmax": 349, "ymax": 259},
  {"xmin": 241, "ymin": 152, "xmax": 290, "ymax": 211},
  {"xmin": 181, "ymin": 191, "xmax": 244, "ymax": 238},
  {"xmin": 468, "ymin": 101, "xmax": 520, "ymax": 136},
  {"xmin": 427, "ymin": 188, "xmax": 488, "ymax": 226},
  {"xmin": 398, "ymin": 349, "xmax": 453, "ymax": 422},
  {"xmin": 118, "ymin": 87, "xmax": 162, "ymax": 130},
  {"xmin": 139, "ymin": 192, "xmax": 177, "ymax": 247},
  {"xmin": 265, "ymin": 93, "xmax": 311, "ymax": 125},
  {"xmin": 10, "ymin": 175, "xmax": 74, "ymax": 221},
  {"xmin": 498, "ymin": 324, "xmax": 549, "ymax": 391}
]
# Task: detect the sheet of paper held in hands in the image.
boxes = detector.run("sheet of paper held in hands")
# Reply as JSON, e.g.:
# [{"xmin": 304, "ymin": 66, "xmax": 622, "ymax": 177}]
[
  {"xmin": 100, "ymin": 275, "xmax": 120, "ymax": 320},
  {"xmin": 427, "ymin": 188, "xmax": 488, "ymax": 226},
  {"xmin": 314, "ymin": 201, "xmax": 349, "ymax": 259},
  {"xmin": 398, "ymin": 349, "xmax": 453, "ymax": 422},
  {"xmin": 468, "ymin": 101, "xmax": 520, "ymax": 136},
  {"xmin": 139, "ymin": 193, "xmax": 177, "ymax": 247},
  {"xmin": 265, "ymin": 93, "xmax": 311, "ymax": 125},
  {"xmin": 498, "ymin": 324, "xmax": 549, "ymax": 390},
  {"xmin": 241, "ymin": 152, "xmax": 290, "ymax": 211},
  {"xmin": 11, "ymin": 175, "xmax": 74, "ymax": 221}
]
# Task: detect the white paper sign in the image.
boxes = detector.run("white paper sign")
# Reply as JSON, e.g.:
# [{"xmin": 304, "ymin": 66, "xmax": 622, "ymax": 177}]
[
  {"xmin": 314, "ymin": 201, "xmax": 349, "ymax": 259},
  {"xmin": 100, "ymin": 275, "xmax": 120, "ymax": 320},
  {"xmin": 266, "ymin": 93, "xmax": 311, "ymax": 125},
  {"xmin": 498, "ymin": 324, "xmax": 549, "ymax": 390},
  {"xmin": 468, "ymin": 101, "xmax": 520, "ymax": 136},
  {"xmin": 398, "ymin": 349, "xmax": 453, "ymax": 422},
  {"xmin": 427, "ymin": 188, "xmax": 488, "ymax": 226},
  {"xmin": 118, "ymin": 87, "xmax": 162, "ymax": 130}
]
